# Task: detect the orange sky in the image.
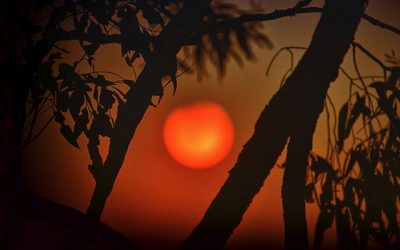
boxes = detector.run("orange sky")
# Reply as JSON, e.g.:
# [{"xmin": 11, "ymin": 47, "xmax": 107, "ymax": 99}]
[{"xmin": 22, "ymin": 1, "xmax": 400, "ymax": 249}]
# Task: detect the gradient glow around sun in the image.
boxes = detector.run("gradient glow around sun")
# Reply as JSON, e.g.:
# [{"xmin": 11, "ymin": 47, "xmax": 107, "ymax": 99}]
[{"xmin": 163, "ymin": 102, "xmax": 234, "ymax": 169}]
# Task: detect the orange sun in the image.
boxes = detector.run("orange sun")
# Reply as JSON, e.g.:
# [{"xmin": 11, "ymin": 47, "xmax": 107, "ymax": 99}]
[{"xmin": 163, "ymin": 101, "xmax": 234, "ymax": 169}]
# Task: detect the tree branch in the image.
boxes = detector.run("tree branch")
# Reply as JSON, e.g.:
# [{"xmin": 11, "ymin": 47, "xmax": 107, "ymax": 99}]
[
  {"xmin": 188, "ymin": 6, "xmax": 400, "ymax": 45},
  {"xmin": 362, "ymin": 13, "xmax": 400, "ymax": 36},
  {"xmin": 352, "ymin": 42, "xmax": 391, "ymax": 71}
]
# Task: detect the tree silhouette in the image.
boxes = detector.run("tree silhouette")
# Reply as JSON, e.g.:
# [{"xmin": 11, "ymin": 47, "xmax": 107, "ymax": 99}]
[
  {"xmin": 305, "ymin": 54, "xmax": 400, "ymax": 249},
  {"xmin": 1, "ymin": 0, "xmax": 272, "ymax": 248},
  {"xmin": 0, "ymin": 1, "xmax": 136, "ymax": 248},
  {"xmin": 2, "ymin": 0, "xmax": 399, "ymax": 249},
  {"xmin": 181, "ymin": 0, "xmax": 399, "ymax": 249},
  {"xmin": 32, "ymin": 0, "xmax": 271, "ymax": 220}
]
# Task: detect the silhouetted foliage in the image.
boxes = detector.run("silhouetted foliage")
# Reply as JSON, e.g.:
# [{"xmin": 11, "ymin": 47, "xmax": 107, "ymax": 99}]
[
  {"xmin": 182, "ymin": 1, "xmax": 368, "ymax": 249},
  {"xmin": 1, "ymin": 0, "xmax": 273, "ymax": 248},
  {"xmin": 2, "ymin": 0, "xmax": 400, "ymax": 249},
  {"xmin": 262, "ymin": 38, "xmax": 400, "ymax": 249},
  {"xmin": 23, "ymin": 0, "xmax": 271, "ymax": 159},
  {"xmin": 304, "ymin": 50, "xmax": 400, "ymax": 249},
  {"xmin": 5, "ymin": 0, "xmax": 273, "ymax": 216},
  {"xmin": 10, "ymin": 0, "xmax": 273, "ymax": 152}
]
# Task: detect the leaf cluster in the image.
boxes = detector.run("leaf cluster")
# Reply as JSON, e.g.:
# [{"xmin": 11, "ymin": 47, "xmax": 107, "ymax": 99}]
[
  {"xmin": 306, "ymin": 69, "xmax": 400, "ymax": 249},
  {"xmin": 27, "ymin": 0, "xmax": 273, "ymax": 148}
]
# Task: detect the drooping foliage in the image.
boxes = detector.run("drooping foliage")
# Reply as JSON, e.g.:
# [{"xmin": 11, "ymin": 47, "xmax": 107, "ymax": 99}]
[
  {"xmin": 304, "ymin": 48, "xmax": 400, "ymax": 250},
  {"xmin": 264, "ymin": 40, "xmax": 400, "ymax": 249},
  {"xmin": 19, "ymin": 0, "xmax": 272, "ymax": 155}
]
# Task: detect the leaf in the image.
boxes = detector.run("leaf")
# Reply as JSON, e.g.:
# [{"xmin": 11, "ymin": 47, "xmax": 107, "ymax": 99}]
[
  {"xmin": 137, "ymin": 1, "xmax": 162, "ymax": 25},
  {"xmin": 69, "ymin": 90, "xmax": 84, "ymax": 119},
  {"xmin": 82, "ymin": 42, "xmax": 100, "ymax": 57},
  {"xmin": 387, "ymin": 68, "xmax": 399, "ymax": 86},
  {"xmin": 343, "ymin": 180, "xmax": 356, "ymax": 207},
  {"xmin": 357, "ymin": 150, "xmax": 373, "ymax": 180},
  {"xmin": 87, "ymin": 21, "xmax": 103, "ymax": 39},
  {"xmin": 320, "ymin": 175, "xmax": 333, "ymax": 205},
  {"xmin": 91, "ymin": 1, "xmax": 113, "ymax": 25},
  {"xmin": 194, "ymin": 41, "xmax": 208, "ymax": 80},
  {"xmin": 118, "ymin": 5, "xmax": 141, "ymax": 55},
  {"xmin": 93, "ymin": 86, "xmax": 99, "ymax": 100},
  {"xmin": 79, "ymin": 13, "xmax": 89, "ymax": 32},
  {"xmin": 56, "ymin": 90, "xmax": 69, "ymax": 112},
  {"xmin": 344, "ymin": 150, "xmax": 358, "ymax": 177},
  {"xmin": 304, "ymin": 183, "xmax": 315, "ymax": 203},
  {"xmin": 208, "ymin": 31, "xmax": 227, "ymax": 76},
  {"xmin": 376, "ymin": 174, "xmax": 397, "ymax": 226},
  {"xmin": 389, "ymin": 85, "xmax": 400, "ymax": 100},
  {"xmin": 229, "ymin": 49, "xmax": 244, "ymax": 67},
  {"xmin": 338, "ymin": 94, "xmax": 365, "ymax": 151},
  {"xmin": 313, "ymin": 210, "xmax": 334, "ymax": 250},
  {"xmin": 58, "ymin": 63, "xmax": 74, "ymax": 78},
  {"xmin": 94, "ymin": 75, "xmax": 114, "ymax": 87},
  {"xmin": 235, "ymin": 25, "xmax": 253, "ymax": 59},
  {"xmin": 99, "ymin": 89, "xmax": 115, "ymax": 109},
  {"xmin": 369, "ymin": 81, "xmax": 386, "ymax": 91},
  {"xmin": 92, "ymin": 113, "xmax": 112, "ymax": 137},
  {"xmin": 122, "ymin": 79, "xmax": 135, "ymax": 86},
  {"xmin": 74, "ymin": 108, "xmax": 89, "ymax": 139},
  {"xmin": 124, "ymin": 55, "xmax": 131, "ymax": 66},
  {"xmin": 345, "ymin": 94, "xmax": 365, "ymax": 135},
  {"xmin": 252, "ymin": 32, "xmax": 273, "ymax": 49},
  {"xmin": 372, "ymin": 81, "xmax": 398, "ymax": 121},
  {"xmin": 152, "ymin": 78, "xmax": 164, "ymax": 97},
  {"xmin": 335, "ymin": 209, "xmax": 359, "ymax": 250},
  {"xmin": 311, "ymin": 154, "xmax": 333, "ymax": 179},
  {"xmin": 60, "ymin": 124, "xmax": 79, "ymax": 148},
  {"xmin": 54, "ymin": 111, "xmax": 66, "ymax": 125}
]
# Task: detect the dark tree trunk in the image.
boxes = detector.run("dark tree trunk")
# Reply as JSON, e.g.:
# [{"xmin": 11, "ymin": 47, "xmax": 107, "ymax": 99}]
[
  {"xmin": 182, "ymin": 0, "xmax": 366, "ymax": 249},
  {"xmin": 282, "ymin": 107, "xmax": 322, "ymax": 250},
  {"xmin": 85, "ymin": 0, "xmax": 213, "ymax": 220}
]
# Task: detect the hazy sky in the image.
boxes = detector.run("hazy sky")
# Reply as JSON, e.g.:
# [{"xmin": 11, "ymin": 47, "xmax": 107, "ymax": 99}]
[{"xmin": 22, "ymin": 0, "xmax": 400, "ymax": 249}]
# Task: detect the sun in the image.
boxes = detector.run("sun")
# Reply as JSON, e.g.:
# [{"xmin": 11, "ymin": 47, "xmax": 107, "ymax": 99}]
[{"xmin": 163, "ymin": 101, "xmax": 234, "ymax": 169}]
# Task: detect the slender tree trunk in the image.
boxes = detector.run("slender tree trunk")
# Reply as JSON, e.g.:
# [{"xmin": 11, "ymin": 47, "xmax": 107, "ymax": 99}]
[
  {"xmin": 85, "ymin": 0, "xmax": 213, "ymax": 220},
  {"xmin": 182, "ymin": 0, "xmax": 366, "ymax": 249},
  {"xmin": 282, "ymin": 102, "xmax": 324, "ymax": 250}
]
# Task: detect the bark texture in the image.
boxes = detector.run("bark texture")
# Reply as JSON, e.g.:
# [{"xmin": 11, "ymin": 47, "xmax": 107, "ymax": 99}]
[{"xmin": 182, "ymin": 0, "xmax": 366, "ymax": 249}]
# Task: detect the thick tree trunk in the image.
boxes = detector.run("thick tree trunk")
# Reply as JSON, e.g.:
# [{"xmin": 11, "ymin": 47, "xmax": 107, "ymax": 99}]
[
  {"xmin": 182, "ymin": 0, "xmax": 366, "ymax": 249},
  {"xmin": 85, "ymin": 0, "xmax": 213, "ymax": 220}
]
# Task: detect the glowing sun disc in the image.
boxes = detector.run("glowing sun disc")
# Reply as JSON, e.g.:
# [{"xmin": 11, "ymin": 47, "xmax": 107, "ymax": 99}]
[{"xmin": 163, "ymin": 102, "xmax": 234, "ymax": 169}]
